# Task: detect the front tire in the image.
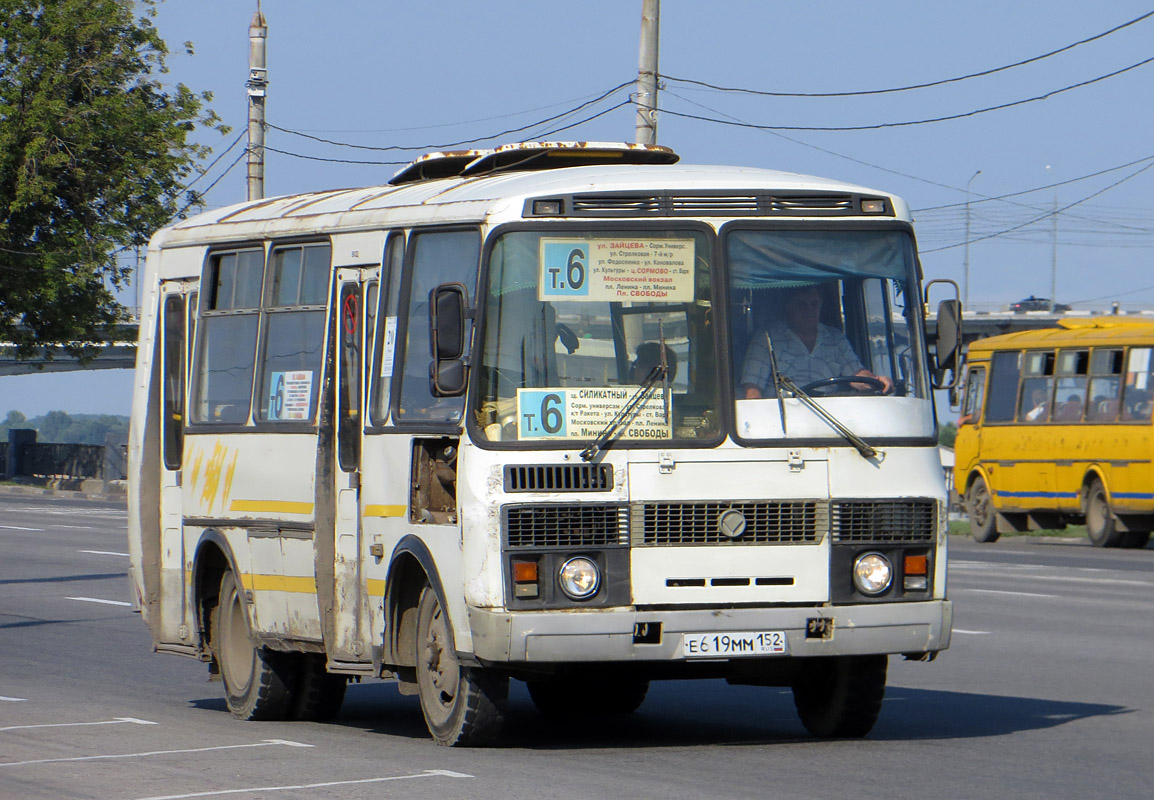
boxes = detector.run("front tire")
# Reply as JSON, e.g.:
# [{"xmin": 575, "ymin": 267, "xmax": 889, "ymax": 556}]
[
  {"xmin": 211, "ymin": 571, "xmax": 296, "ymax": 720},
  {"xmin": 1085, "ymin": 480, "xmax": 1123, "ymax": 548},
  {"xmin": 291, "ymin": 654, "xmax": 347, "ymax": 721},
  {"xmin": 1120, "ymin": 531, "xmax": 1152, "ymax": 549},
  {"xmin": 967, "ymin": 476, "xmax": 1000, "ymax": 543},
  {"xmin": 792, "ymin": 655, "xmax": 887, "ymax": 738},
  {"xmin": 415, "ymin": 586, "xmax": 507, "ymax": 746}
]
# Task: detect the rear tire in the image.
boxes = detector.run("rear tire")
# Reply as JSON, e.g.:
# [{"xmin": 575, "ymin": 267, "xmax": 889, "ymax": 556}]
[
  {"xmin": 792, "ymin": 655, "xmax": 887, "ymax": 738},
  {"xmin": 527, "ymin": 676, "xmax": 649, "ymax": 717},
  {"xmin": 967, "ymin": 476, "xmax": 1000, "ymax": 543},
  {"xmin": 415, "ymin": 586, "xmax": 507, "ymax": 746},
  {"xmin": 291, "ymin": 654, "xmax": 347, "ymax": 721},
  {"xmin": 1084, "ymin": 480, "xmax": 1123, "ymax": 548},
  {"xmin": 211, "ymin": 571, "xmax": 296, "ymax": 720}
]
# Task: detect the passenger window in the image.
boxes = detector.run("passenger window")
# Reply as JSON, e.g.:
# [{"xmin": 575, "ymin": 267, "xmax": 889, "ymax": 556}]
[
  {"xmin": 1017, "ymin": 351, "xmax": 1054, "ymax": 423},
  {"xmin": 191, "ymin": 249, "xmax": 263, "ymax": 424},
  {"xmin": 1122, "ymin": 347, "xmax": 1154, "ymax": 422},
  {"xmin": 1087, "ymin": 348, "xmax": 1123, "ymax": 422},
  {"xmin": 1052, "ymin": 350, "xmax": 1088, "ymax": 423},
  {"xmin": 985, "ymin": 351, "xmax": 1021, "ymax": 422},
  {"xmin": 257, "ymin": 244, "xmax": 331, "ymax": 422}
]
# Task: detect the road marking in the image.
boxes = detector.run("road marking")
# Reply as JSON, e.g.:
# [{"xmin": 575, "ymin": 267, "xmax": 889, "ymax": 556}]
[
  {"xmin": 0, "ymin": 717, "xmax": 156, "ymax": 732},
  {"xmin": 0, "ymin": 525, "xmax": 43, "ymax": 531},
  {"xmin": 66, "ymin": 597, "xmax": 133, "ymax": 607},
  {"xmin": 79, "ymin": 550, "xmax": 130, "ymax": 557},
  {"xmin": 964, "ymin": 588, "xmax": 1058, "ymax": 599},
  {"xmin": 0, "ymin": 738, "xmax": 312, "ymax": 768},
  {"xmin": 131, "ymin": 769, "xmax": 474, "ymax": 800},
  {"xmin": 0, "ymin": 696, "xmax": 28, "ymax": 703},
  {"xmin": 953, "ymin": 629, "xmax": 991, "ymax": 635}
]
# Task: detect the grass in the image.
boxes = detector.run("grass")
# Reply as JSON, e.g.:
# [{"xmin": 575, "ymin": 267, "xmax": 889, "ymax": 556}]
[{"xmin": 948, "ymin": 519, "xmax": 1086, "ymax": 539}]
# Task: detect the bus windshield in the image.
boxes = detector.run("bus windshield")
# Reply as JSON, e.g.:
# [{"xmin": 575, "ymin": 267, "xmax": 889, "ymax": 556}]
[
  {"xmin": 474, "ymin": 228, "xmax": 721, "ymax": 445},
  {"xmin": 727, "ymin": 228, "xmax": 930, "ymax": 440}
]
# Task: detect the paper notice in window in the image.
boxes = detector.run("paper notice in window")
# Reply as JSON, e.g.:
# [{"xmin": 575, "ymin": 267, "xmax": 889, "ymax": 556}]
[
  {"xmin": 516, "ymin": 387, "xmax": 671, "ymax": 440},
  {"xmin": 269, "ymin": 370, "xmax": 313, "ymax": 420},
  {"xmin": 538, "ymin": 238, "xmax": 695, "ymax": 302}
]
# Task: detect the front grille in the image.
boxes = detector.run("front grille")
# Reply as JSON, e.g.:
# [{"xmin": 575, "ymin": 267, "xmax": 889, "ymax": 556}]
[
  {"xmin": 633, "ymin": 501, "xmax": 824, "ymax": 546},
  {"xmin": 504, "ymin": 504, "xmax": 628, "ymax": 549},
  {"xmin": 562, "ymin": 191, "xmax": 880, "ymax": 218},
  {"xmin": 504, "ymin": 463, "xmax": 613, "ymax": 493},
  {"xmin": 832, "ymin": 500, "xmax": 937, "ymax": 543}
]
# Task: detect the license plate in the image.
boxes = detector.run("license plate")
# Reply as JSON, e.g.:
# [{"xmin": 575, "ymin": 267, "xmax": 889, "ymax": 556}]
[{"xmin": 681, "ymin": 630, "xmax": 787, "ymax": 658}]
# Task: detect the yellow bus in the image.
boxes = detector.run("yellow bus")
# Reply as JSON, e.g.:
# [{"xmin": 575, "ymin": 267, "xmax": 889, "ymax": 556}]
[{"xmin": 954, "ymin": 318, "xmax": 1154, "ymax": 548}]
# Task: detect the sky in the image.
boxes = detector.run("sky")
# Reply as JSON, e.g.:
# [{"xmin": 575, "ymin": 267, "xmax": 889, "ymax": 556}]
[{"xmin": 6, "ymin": 0, "xmax": 1154, "ymax": 417}]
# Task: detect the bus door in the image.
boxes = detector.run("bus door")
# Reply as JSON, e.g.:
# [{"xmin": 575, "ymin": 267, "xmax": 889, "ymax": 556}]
[
  {"xmin": 329, "ymin": 267, "xmax": 378, "ymax": 664},
  {"xmin": 158, "ymin": 280, "xmax": 195, "ymax": 644}
]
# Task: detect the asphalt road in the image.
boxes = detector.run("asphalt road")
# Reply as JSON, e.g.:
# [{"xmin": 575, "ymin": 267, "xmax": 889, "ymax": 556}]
[{"xmin": 2, "ymin": 493, "xmax": 1151, "ymax": 799}]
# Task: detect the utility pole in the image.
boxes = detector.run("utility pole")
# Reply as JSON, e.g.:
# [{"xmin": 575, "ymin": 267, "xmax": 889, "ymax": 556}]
[
  {"xmin": 1050, "ymin": 195, "xmax": 1058, "ymax": 308},
  {"xmin": 963, "ymin": 169, "xmax": 981, "ymax": 309},
  {"xmin": 246, "ymin": 4, "xmax": 268, "ymax": 201},
  {"xmin": 634, "ymin": 0, "xmax": 660, "ymax": 145}
]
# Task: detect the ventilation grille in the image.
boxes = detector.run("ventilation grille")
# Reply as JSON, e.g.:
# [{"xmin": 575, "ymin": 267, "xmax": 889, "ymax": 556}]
[
  {"xmin": 633, "ymin": 501, "xmax": 824, "ymax": 546},
  {"xmin": 504, "ymin": 504, "xmax": 628, "ymax": 549},
  {"xmin": 562, "ymin": 192, "xmax": 874, "ymax": 218},
  {"xmin": 504, "ymin": 464, "xmax": 613, "ymax": 493},
  {"xmin": 832, "ymin": 500, "xmax": 937, "ymax": 543}
]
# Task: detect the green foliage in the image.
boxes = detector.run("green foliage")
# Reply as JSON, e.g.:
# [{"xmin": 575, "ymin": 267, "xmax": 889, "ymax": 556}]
[
  {"xmin": 938, "ymin": 421, "xmax": 957, "ymax": 448},
  {"xmin": 0, "ymin": 0, "xmax": 227, "ymax": 360},
  {"xmin": 1, "ymin": 408, "xmax": 128, "ymax": 444}
]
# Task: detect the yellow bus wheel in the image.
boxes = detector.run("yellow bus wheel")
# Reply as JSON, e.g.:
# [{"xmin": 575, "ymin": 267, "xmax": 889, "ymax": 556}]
[
  {"xmin": 966, "ymin": 477, "xmax": 999, "ymax": 543},
  {"xmin": 1084, "ymin": 481, "xmax": 1123, "ymax": 548}
]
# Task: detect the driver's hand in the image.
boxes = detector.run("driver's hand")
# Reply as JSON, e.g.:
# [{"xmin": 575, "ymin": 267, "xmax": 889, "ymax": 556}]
[{"xmin": 853, "ymin": 369, "xmax": 893, "ymax": 394}]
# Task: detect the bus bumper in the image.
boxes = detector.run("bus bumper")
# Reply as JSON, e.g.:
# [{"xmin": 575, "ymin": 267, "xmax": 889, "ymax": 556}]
[{"xmin": 467, "ymin": 600, "xmax": 952, "ymax": 663}]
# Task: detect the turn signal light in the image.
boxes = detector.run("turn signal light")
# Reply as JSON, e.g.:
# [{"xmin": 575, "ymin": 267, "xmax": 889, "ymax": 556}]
[
  {"xmin": 904, "ymin": 554, "xmax": 928, "ymax": 575},
  {"xmin": 903, "ymin": 553, "xmax": 929, "ymax": 592},
  {"xmin": 512, "ymin": 560, "xmax": 539, "ymax": 598}
]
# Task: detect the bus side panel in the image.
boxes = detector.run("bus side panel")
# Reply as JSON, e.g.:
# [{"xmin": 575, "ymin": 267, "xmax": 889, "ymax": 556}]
[{"xmin": 183, "ymin": 432, "xmax": 324, "ymax": 643}]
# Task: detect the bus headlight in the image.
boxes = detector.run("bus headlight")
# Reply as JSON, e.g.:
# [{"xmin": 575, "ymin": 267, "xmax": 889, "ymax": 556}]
[
  {"xmin": 852, "ymin": 553, "xmax": 893, "ymax": 596},
  {"xmin": 558, "ymin": 556, "xmax": 600, "ymax": 600}
]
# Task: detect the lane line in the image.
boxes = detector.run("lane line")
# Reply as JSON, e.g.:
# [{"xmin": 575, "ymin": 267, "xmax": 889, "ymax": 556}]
[
  {"xmin": 953, "ymin": 629, "xmax": 991, "ymax": 635},
  {"xmin": 0, "ymin": 697, "xmax": 28, "ymax": 703},
  {"xmin": 131, "ymin": 769, "xmax": 474, "ymax": 800},
  {"xmin": 0, "ymin": 738, "xmax": 312, "ymax": 768},
  {"xmin": 960, "ymin": 573, "xmax": 1150, "ymax": 588},
  {"xmin": 66, "ymin": 597, "xmax": 133, "ymax": 607},
  {"xmin": 0, "ymin": 717, "xmax": 156, "ymax": 732},
  {"xmin": 963, "ymin": 588, "xmax": 1058, "ymax": 599},
  {"xmin": 0, "ymin": 525, "xmax": 44, "ymax": 531},
  {"xmin": 79, "ymin": 550, "xmax": 131, "ymax": 557}
]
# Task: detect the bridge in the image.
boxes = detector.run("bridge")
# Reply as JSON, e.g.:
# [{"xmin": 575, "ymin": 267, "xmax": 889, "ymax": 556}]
[{"xmin": 3, "ymin": 310, "xmax": 1153, "ymax": 376}]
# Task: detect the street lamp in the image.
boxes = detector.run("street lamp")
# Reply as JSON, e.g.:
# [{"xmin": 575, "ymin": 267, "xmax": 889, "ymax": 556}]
[{"xmin": 963, "ymin": 169, "xmax": 981, "ymax": 309}]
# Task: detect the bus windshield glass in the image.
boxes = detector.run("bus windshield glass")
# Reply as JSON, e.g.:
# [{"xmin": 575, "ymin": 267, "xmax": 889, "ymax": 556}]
[
  {"xmin": 727, "ymin": 228, "xmax": 930, "ymax": 440},
  {"xmin": 474, "ymin": 228, "xmax": 721, "ymax": 445}
]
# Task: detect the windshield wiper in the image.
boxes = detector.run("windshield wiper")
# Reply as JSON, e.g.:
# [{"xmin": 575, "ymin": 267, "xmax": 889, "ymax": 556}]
[{"xmin": 775, "ymin": 373, "xmax": 878, "ymax": 460}]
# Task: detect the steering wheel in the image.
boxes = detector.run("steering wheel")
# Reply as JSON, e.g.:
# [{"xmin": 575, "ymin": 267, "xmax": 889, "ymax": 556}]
[{"xmin": 799, "ymin": 375, "xmax": 886, "ymax": 396}]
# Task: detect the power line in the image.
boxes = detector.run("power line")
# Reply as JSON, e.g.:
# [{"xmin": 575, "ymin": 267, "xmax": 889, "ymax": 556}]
[
  {"xmin": 660, "ymin": 10, "xmax": 1154, "ymax": 98},
  {"xmin": 266, "ymin": 81, "xmax": 633, "ymax": 153},
  {"xmin": 661, "ymin": 55, "xmax": 1154, "ymax": 131},
  {"xmin": 182, "ymin": 129, "xmax": 246, "ymax": 191}
]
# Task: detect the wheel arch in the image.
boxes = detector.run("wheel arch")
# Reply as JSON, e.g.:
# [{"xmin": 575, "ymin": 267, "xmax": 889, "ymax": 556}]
[
  {"xmin": 1080, "ymin": 465, "xmax": 1110, "ymax": 511},
  {"xmin": 383, "ymin": 535, "xmax": 452, "ymax": 668},
  {"xmin": 191, "ymin": 530, "xmax": 241, "ymax": 659}
]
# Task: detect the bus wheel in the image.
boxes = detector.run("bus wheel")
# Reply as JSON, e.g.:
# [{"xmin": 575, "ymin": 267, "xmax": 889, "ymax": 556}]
[
  {"xmin": 1120, "ymin": 531, "xmax": 1152, "ymax": 549},
  {"xmin": 211, "ymin": 571, "xmax": 296, "ymax": 720},
  {"xmin": 415, "ymin": 586, "xmax": 507, "ymax": 746},
  {"xmin": 291, "ymin": 654, "xmax": 347, "ymax": 721},
  {"xmin": 792, "ymin": 655, "xmax": 887, "ymax": 738},
  {"xmin": 527, "ymin": 676, "xmax": 649, "ymax": 716},
  {"xmin": 967, "ymin": 477, "xmax": 999, "ymax": 543},
  {"xmin": 1085, "ymin": 481, "xmax": 1123, "ymax": 548}
]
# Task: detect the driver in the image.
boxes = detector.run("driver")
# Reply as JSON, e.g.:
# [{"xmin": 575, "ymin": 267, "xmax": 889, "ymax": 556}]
[{"xmin": 740, "ymin": 284, "xmax": 893, "ymax": 398}]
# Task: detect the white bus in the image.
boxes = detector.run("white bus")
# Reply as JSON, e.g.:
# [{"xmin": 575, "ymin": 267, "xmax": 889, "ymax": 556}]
[{"xmin": 127, "ymin": 141, "xmax": 959, "ymax": 746}]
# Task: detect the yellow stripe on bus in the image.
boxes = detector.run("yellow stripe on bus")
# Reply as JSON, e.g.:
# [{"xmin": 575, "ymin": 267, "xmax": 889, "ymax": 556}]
[
  {"xmin": 229, "ymin": 499, "xmax": 314, "ymax": 514},
  {"xmin": 239, "ymin": 573, "xmax": 318, "ymax": 594},
  {"xmin": 363, "ymin": 504, "xmax": 407, "ymax": 518}
]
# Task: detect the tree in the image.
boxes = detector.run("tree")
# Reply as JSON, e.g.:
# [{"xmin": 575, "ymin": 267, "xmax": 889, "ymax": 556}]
[
  {"xmin": 0, "ymin": 0, "xmax": 226, "ymax": 360},
  {"xmin": 938, "ymin": 421, "xmax": 957, "ymax": 448}
]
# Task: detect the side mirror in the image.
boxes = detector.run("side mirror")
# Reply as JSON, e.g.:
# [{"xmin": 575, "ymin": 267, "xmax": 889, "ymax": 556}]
[
  {"xmin": 935, "ymin": 298, "xmax": 962, "ymax": 372},
  {"xmin": 429, "ymin": 283, "xmax": 468, "ymax": 397}
]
